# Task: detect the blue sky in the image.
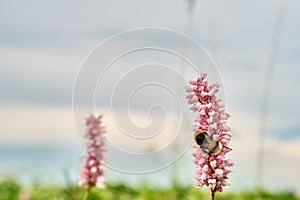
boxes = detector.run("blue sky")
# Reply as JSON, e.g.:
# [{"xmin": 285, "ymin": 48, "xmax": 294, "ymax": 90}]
[{"xmin": 0, "ymin": 0, "xmax": 300, "ymax": 194}]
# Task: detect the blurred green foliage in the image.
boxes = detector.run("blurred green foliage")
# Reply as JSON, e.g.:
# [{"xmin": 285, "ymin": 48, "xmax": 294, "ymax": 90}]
[
  {"xmin": 0, "ymin": 177, "xmax": 299, "ymax": 200},
  {"xmin": 29, "ymin": 185, "xmax": 62, "ymax": 200},
  {"xmin": 0, "ymin": 178, "xmax": 20, "ymax": 200}
]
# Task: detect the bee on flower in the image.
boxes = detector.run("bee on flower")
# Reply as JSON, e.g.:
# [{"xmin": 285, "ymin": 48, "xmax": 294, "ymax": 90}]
[{"xmin": 186, "ymin": 73, "xmax": 234, "ymax": 199}]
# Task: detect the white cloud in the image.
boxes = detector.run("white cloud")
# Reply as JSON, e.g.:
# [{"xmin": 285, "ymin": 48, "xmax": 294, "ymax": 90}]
[{"xmin": 0, "ymin": 104, "xmax": 78, "ymax": 145}]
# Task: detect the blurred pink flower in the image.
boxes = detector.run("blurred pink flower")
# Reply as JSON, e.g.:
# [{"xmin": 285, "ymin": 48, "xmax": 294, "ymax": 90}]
[
  {"xmin": 78, "ymin": 115, "xmax": 105, "ymax": 189},
  {"xmin": 186, "ymin": 73, "xmax": 233, "ymax": 196}
]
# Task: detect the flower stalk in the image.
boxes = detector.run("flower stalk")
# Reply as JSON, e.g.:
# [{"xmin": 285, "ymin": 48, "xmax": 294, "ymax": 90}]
[
  {"xmin": 211, "ymin": 190, "xmax": 215, "ymax": 200},
  {"xmin": 83, "ymin": 186, "xmax": 91, "ymax": 200}
]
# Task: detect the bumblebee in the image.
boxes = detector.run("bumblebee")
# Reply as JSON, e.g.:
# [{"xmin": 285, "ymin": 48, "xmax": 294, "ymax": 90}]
[{"xmin": 194, "ymin": 130, "xmax": 223, "ymax": 155}]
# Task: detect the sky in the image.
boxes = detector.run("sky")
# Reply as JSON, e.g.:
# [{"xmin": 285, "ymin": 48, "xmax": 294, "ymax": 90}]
[{"xmin": 0, "ymin": 0, "xmax": 300, "ymax": 194}]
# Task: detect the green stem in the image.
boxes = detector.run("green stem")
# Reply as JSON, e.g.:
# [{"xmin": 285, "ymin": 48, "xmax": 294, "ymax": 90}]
[
  {"xmin": 83, "ymin": 186, "xmax": 91, "ymax": 200},
  {"xmin": 211, "ymin": 190, "xmax": 216, "ymax": 200}
]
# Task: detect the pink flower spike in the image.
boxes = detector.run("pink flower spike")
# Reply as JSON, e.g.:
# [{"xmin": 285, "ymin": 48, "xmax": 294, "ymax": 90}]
[
  {"xmin": 186, "ymin": 73, "xmax": 234, "ymax": 197},
  {"xmin": 78, "ymin": 114, "xmax": 106, "ymax": 190},
  {"xmin": 201, "ymin": 73, "xmax": 208, "ymax": 79},
  {"xmin": 186, "ymin": 86, "xmax": 194, "ymax": 92},
  {"xmin": 189, "ymin": 80, "xmax": 197, "ymax": 85},
  {"xmin": 208, "ymin": 179, "xmax": 217, "ymax": 190},
  {"xmin": 215, "ymin": 169, "xmax": 224, "ymax": 177}
]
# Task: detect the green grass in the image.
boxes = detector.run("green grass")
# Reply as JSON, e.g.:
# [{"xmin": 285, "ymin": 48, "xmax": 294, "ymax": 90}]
[
  {"xmin": 0, "ymin": 177, "xmax": 299, "ymax": 200},
  {"xmin": 0, "ymin": 178, "xmax": 20, "ymax": 200}
]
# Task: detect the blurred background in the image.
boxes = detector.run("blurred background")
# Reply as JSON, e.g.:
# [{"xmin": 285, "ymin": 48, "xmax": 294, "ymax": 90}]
[{"xmin": 0, "ymin": 0, "xmax": 299, "ymax": 198}]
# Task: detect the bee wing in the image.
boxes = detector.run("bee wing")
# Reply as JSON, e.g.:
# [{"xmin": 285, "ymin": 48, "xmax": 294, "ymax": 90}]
[{"xmin": 200, "ymin": 135, "xmax": 217, "ymax": 153}]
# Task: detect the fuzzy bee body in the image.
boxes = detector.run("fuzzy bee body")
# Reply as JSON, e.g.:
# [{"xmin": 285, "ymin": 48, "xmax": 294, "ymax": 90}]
[{"xmin": 194, "ymin": 130, "xmax": 223, "ymax": 155}]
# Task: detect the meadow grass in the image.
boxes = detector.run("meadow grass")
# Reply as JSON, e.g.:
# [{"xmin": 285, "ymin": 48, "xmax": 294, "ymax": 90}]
[{"xmin": 0, "ymin": 177, "xmax": 299, "ymax": 200}]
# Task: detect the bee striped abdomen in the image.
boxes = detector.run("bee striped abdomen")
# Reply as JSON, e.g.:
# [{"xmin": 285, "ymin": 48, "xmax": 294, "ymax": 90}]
[{"xmin": 210, "ymin": 141, "xmax": 222, "ymax": 155}]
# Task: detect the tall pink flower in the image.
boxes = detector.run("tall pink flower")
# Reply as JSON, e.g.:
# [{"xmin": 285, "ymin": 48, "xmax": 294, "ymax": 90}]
[
  {"xmin": 79, "ymin": 115, "xmax": 105, "ymax": 191},
  {"xmin": 186, "ymin": 73, "xmax": 233, "ymax": 199}
]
